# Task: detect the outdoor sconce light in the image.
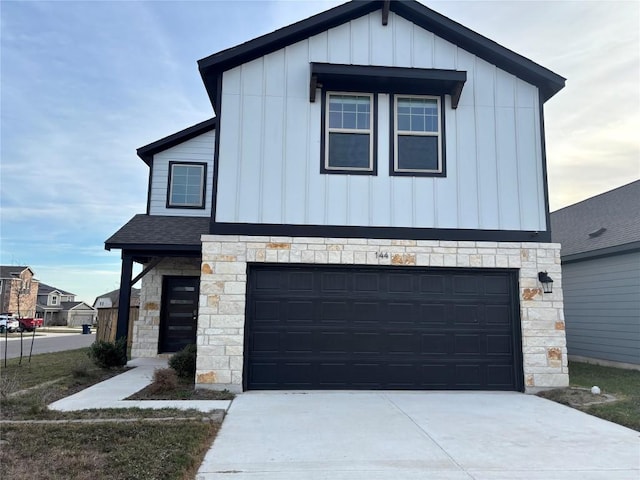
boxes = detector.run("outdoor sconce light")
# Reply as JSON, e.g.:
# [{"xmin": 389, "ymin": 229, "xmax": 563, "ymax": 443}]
[{"xmin": 538, "ymin": 271, "xmax": 554, "ymax": 294}]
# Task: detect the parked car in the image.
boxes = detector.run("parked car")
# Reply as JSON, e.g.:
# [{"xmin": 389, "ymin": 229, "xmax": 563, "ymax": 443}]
[
  {"xmin": 17, "ymin": 318, "xmax": 44, "ymax": 332},
  {"xmin": 0, "ymin": 314, "xmax": 20, "ymax": 333}
]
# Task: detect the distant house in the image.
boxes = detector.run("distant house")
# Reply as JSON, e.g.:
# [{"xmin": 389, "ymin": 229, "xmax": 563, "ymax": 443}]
[
  {"xmin": 0, "ymin": 265, "xmax": 39, "ymax": 318},
  {"xmin": 551, "ymin": 180, "xmax": 640, "ymax": 369},
  {"xmin": 93, "ymin": 288, "xmax": 140, "ymax": 344},
  {"xmin": 36, "ymin": 283, "xmax": 97, "ymax": 326}
]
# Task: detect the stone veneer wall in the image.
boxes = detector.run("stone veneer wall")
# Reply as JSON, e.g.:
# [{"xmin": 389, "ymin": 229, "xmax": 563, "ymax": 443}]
[
  {"xmin": 132, "ymin": 257, "xmax": 201, "ymax": 358},
  {"xmin": 197, "ymin": 235, "xmax": 568, "ymax": 393}
]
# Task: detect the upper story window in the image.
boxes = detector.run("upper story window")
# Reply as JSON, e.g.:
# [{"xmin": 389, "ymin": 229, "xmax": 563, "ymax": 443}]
[
  {"xmin": 50, "ymin": 295, "xmax": 58, "ymax": 306},
  {"xmin": 167, "ymin": 162, "xmax": 207, "ymax": 209},
  {"xmin": 322, "ymin": 92, "xmax": 376, "ymax": 174},
  {"xmin": 392, "ymin": 95, "xmax": 445, "ymax": 176}
]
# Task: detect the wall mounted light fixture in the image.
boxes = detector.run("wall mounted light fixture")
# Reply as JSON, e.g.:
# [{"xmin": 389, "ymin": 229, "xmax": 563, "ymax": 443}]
[{"xmin": 538, "ymin": 271, "xmax": 554, "ymax": 294}]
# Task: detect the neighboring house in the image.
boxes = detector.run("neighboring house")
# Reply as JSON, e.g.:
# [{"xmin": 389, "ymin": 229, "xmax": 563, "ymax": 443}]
[
  {"xmin": 0, "ymin": 266, "xmax": 39, "ymax": 318},
  {"xmin": 106, "ymin": 0, "xmax": 568, "ymax": 393},
  {"xmin": 551, "ymin": 180, "xmax": 640, "ymax": 369},
  {"xmin": 93, "ymin": 289, "xmax": 140, "ymax": 343},
  {"xmin": 36, "ymin": 283, "xmax": 97, "ymax": 326}
]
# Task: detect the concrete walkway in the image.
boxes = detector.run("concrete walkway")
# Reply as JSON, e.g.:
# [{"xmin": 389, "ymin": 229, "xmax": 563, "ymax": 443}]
[
  {"xmin": 48, "ymin": 358, "xmax": 231, "ymax": 412},
  {"xmin": 197, "ymin": 391, "xmax": 640, "ymax": 480}
]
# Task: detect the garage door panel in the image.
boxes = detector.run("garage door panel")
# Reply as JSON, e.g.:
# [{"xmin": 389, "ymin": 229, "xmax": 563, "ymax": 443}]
[
  {"xmin": 319, "ymin": 332, "xmax": 350, "ymax": 353},
  {"xmin": 354, "ymin": 273, "xmax": 379, "ymax": 292},
  {"xmin": 486, "ymin": 305, "xmax": 510, "ymax": 325},
  {"xmin": 387, "ymin": 333, "xmax": 419, "ymax": 354},
  {"xmin": 287, "ymin": 301, "xmax": 314, "ymax": 323},
  {"xmin": 352, "ymin": 302, "xmax": 379, "ymax": 324},
  {"xmin": 419, "ymin": 275, "xmax": 446, "ymax": 294},
  {"xmin": 421, "ymin": 333, "xmax": 451, "ymax": 355},
  {"xmin": 483, "ymin": 275, "xmax": 510, "ymax": 295},
  {"xmin": 455, "ymin": 334, "xmax": 482, "ymax": 355},
  {"xmin": 321, "ymin": 272, "xmax": 348, "ymax": 292},
  {"xmin": 246, "ymin": 265, "xmax": 521, "ymax": 391},
  {"xmin": 251, "ymin": 332, "xmax": 280, "ymax": 353},
  {"xmin": 352, "ymin": 332, "xmax": 382, "ymax": 354},
  {"xmin": 253, "ymin": 300, "xmax": 280, "ymax": 323},
  {"xmin": 388, "ymin": 274, "xmax": 414, "ymax": 293},
  {"xmin": 283, "ymin": 332, "xmax": 314, "ymax": 354},
  {"xmin": 456, "ymin": 364, "xmax": 482, "ymax": 386},
  {"xmin": 289, "ymin": 272, "xmax": 314, "ymax": 291},
  {"xmin": 320, "ymin": 302, "xmax": 348, "ymax": 323},
  {"xmin": 487, "ymin": 334, "xmax": 512, "ymax": 355},
  {"xmin": 487, "ymin": 365, "xmax": 515, "ymax": 387},
  {"xmin": 387, "ymin": 302, "xmax": 415, "ymax": 324},
  {"xmin": 453, "ymin": 304, "xmax": 481, "ymax": 324}
]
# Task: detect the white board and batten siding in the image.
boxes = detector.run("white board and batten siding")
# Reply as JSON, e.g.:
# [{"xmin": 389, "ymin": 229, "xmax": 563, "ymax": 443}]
[
  {"xmin": 148, "ymin": 131, "xmax": 215, "ymax": 217},
  {"xmin": 216, "ymin": 11, "xmax": 547, "ymax": 231}
]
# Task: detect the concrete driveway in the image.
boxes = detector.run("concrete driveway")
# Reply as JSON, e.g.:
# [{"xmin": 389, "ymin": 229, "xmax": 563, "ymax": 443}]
[{"xmin": 197, "ymin": 391, "xmax": 639, "ymax": 479}]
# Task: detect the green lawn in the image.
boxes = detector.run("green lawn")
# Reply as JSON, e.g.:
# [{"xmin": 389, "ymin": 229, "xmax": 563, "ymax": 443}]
[
  {"xmin": 0, "ymin": 348, "xmax": 222, "ymax": 479},
  {"xmin": 567, "ymin": 361, "xmax": 640, "ymax": 431}
]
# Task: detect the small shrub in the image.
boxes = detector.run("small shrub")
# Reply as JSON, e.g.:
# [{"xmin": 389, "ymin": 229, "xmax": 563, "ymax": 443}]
[
  {"xmin": 148, "ymin": 368, "xmax": 179, "ymax": 394},
  {"xmin": 71, "ymin": 361, "xmax": 92, "ymax": 379},
  {"xmin": 88, "ymin": 338, "xmax": 127, "ymax": 368},
  {"xmin": 169, "ymin": 344, "xmax": 197, "ymax": 379}
]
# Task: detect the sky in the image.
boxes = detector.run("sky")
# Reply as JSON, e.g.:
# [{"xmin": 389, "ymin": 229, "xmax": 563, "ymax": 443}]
[{"xmin": 1, "ymin": 0, "xmax": 639, "ymax": 304}]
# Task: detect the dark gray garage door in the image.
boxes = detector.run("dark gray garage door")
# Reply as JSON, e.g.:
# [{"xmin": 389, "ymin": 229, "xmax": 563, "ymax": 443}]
[{"xmin": 245, "ymin": 264, "xmax": 523, "ymax": 391}]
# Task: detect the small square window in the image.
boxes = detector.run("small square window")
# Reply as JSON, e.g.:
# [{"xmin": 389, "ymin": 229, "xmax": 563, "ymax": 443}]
[
  {"xmin": 322, "ymin": 93, "xmax": 375, "ymax": 174},
  {"xmin": 392, "ymin": 95, "xmax": 445, "ymax": 176},
  {"xmin": 167, "ymin": 162, "xmax": 206, "ymax": 208}
]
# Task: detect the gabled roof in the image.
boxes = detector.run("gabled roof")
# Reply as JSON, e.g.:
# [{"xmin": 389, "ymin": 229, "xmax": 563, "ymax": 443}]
[
  {"xmin": 198, "ymin": 0, "xmax": 565, "ymax": 111},
  {"xmin": 137, "ymin": 117, "xmax": 216, "ymax": 166},
  {"xmin": 105, "ymin": 214, "xmax": 209, "ymax": 251},
  {"xmin": 0, "ymin": 266, "xmax": 33, "ymax": 279},
  {"xmin": 93, "ymin": 288, "xmax": 140, "ymax": 308},
  {"xmin": 37, "ymin": 282, "xmax": 75, "ymax": 297},
  {"xmin": 62, "ymin": 301, "xmax": 96, "ymax": 312},
  {"xmin": 551, "ymin": 180, "xmax": 640, "ymax": 262}
]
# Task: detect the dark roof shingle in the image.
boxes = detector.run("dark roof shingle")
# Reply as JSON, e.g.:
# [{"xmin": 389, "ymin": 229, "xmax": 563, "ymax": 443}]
[
  {"xmin": 105, "ymin": 214, "xmax": 209, "ymax": 250},
  {"xmin": 551, "ymin": 180, "xmax": 640, "ymax": 258}
]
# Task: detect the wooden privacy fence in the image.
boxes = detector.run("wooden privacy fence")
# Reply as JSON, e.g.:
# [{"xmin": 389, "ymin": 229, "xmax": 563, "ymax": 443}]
[{"xmin": 95, "ymin": 308, "xmax": 137, "ymax": 350}]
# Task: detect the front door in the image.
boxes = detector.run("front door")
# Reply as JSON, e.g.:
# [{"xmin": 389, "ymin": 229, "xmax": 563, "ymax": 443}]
[{"xmin": 159, "ymin": 276, "xmax": 199, "ymax": 353}]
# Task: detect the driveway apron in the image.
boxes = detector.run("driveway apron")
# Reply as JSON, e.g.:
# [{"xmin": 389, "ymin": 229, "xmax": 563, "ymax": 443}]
[{"xmin": 196, "ymin": 391, "xmax": 640, "ymax": 480}]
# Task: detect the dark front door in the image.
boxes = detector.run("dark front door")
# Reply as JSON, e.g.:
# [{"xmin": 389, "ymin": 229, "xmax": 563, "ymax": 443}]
[
  {"xmin": 245, "ymin": 264, "xmax": 522, "ymax": 391},
  {"xmin": 159, "ymin": 276, "xmax": 199, "ymax": 353}
]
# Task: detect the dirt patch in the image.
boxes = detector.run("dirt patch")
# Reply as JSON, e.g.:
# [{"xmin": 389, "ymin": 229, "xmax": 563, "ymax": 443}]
[
  {"xmin": 537, "ymin": 387, "xmax": 618, "ymax": 408},
  {"xmin": 126, "ymin": 381, "xmax": 234, "ymax": 401}
]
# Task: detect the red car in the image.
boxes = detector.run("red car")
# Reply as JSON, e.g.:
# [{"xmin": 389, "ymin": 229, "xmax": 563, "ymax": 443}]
[{"xmin": 18, "ymin": 318, "xmax": 44, "ymax": 332}]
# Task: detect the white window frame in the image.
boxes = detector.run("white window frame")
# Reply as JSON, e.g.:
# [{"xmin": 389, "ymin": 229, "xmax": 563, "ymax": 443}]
[
  {"xmin": 50, "ymin": 295, "xmax": 58, "ymax": 306},
  {"xmin": 168, "ymin": 162, "xmax": 206, "ymax": 208},
  {"xmin": 393, "ymin": 94, "xmax": 443, "ymax": 174},
  {"xmin": 324, "ymin": 92, "xmax": 374, "ymax": 172}
]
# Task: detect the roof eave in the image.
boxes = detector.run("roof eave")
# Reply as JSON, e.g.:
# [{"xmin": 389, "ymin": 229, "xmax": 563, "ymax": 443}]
[
  {"xmin": 136, "ymin": 117, "xmax": 217, "ymax": 166},
  {"xmin": 198, "ymin": 0, "xmax": 565, "ymax": 108}
]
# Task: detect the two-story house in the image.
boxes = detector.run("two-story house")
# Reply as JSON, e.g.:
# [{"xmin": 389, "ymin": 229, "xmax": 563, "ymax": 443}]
[
  {"xmin": 0, "ymin": 265, "xmax": 39, "ymax": 318},
  {"xmin": 36, "ymin": 283, "xmax": 97, "ymax": 326},
  {"xmin": 107, "ymin": 0, "xmax": 568, "ymax": 393}
]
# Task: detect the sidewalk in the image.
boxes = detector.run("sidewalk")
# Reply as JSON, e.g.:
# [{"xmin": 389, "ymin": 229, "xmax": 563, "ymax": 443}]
[{"xmin": 48, "ymin": 357, "xmax": 232, "ymax": 413}]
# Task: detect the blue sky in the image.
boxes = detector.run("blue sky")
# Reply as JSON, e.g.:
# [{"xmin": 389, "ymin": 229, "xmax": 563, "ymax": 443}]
[{"xmin": 1, "ymin": 0, "xmax": 638, "ymax": 304}]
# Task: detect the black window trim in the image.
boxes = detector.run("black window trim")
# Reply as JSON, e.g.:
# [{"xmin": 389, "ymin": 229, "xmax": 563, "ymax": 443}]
[
  {"xmin": 390, "ymin": 94, "xmax": 447, "ymax": 177},
  {"xmin": 320, "ymin": 90, "xmax": 378, "ymax": 176},
  {"xmin": 166, "ymin": 161, "xmax": 208, "ymax": 209}
]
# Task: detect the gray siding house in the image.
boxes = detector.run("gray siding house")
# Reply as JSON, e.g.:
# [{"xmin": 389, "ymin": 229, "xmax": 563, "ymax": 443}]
[
  {"xmin": 107, "ymin": 0, "xmax": 569, "ymax": 393},
  {"xmin": 551, "ymin": 180, "xmax": 640, "ymax": 369}
]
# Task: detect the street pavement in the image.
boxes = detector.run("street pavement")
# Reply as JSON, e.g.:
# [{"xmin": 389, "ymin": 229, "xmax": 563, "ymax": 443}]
[{"xmin": 0, "ymin": 330, "xmax": 96, "ymax": 360}]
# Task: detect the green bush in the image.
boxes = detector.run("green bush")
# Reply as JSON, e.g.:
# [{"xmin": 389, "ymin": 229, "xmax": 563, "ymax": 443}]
[
  {"xmin": 88, "ymin": 338, "xmax": 127, "ymax": 368},
  {"xmin": 169, "ymin": 344, "xmax": 197, "ymax": 378}
]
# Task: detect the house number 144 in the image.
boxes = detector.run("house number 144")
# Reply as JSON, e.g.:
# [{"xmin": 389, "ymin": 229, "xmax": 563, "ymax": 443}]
[{"xmin": 375, "ymin": 252, "xmax": 389, "ymax": 259}]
